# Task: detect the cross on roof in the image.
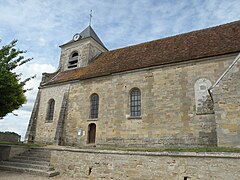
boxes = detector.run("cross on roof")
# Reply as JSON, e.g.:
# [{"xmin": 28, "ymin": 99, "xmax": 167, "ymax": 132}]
[{"xmin": 89, "ymin": 10, "xmax": 93, "ymax": 26}]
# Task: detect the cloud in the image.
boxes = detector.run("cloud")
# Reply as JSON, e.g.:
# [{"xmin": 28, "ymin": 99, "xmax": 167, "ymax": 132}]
[{"xmin": 1, "ymin": 1, "xmax": 240, "ymax": 52}]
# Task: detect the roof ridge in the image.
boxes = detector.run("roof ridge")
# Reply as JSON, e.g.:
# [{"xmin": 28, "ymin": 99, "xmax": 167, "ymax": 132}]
[{"xmin": 107, "ymin": 20, "xmax": 240, "ymax": 53}]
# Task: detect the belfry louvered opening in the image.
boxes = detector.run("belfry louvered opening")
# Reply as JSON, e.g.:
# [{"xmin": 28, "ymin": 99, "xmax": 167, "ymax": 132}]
[{"xmin": 68, "ymin": 52, "xmax": 78, "ymax": 69}]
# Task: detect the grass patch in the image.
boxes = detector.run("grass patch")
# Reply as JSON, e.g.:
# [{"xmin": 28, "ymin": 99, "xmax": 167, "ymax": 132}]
[
  {"xmin": 96, "ymin": 146, "xmax": 240, "ymax": 153},
  {"xmin": 0, "ymin": 141, "xmax": 43, "ymax": 147}
]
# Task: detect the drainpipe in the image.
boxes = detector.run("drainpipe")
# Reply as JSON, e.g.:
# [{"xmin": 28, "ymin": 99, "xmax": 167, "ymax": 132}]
[{"xmin": 209, "ymin": 52, "xmax": 240, "ymax": 92}]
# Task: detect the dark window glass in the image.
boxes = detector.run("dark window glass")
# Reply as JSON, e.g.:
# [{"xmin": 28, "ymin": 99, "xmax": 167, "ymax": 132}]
[
  {"xmin": 90, "ymin": 94, "xmax": 99, "ymax": 119},
  {"xmin": 130, "ymin": 88, "xmax": 141, "ymax": 117},
  {"xmin": 46, "ymin": 99, "xmax": 55, "ymax": 122}
]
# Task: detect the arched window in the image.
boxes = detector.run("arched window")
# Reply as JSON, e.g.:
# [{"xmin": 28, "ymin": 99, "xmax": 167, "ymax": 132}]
[
  {"xmin": 46, "ymin": 99, "xmax": 55, "ymax": 122},
  {"xmin": 90, "ymin": 94, "xmax": 99, "ymax": 119},
  {"xmin": 194, "ymin": 78, "xmax": 213, "ymax": 114},
  {"xmin": 130, "ymin": 88, "xmax": 141, "ymax": 117},
  {"xmin": 68, "ymin": 51, "xmax": 78, "ymax": 68}
]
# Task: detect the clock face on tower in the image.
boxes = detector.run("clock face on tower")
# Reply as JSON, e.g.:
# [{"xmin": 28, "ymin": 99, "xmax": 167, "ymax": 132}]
[{"xmin": 73, "ymin": 33, "xmax": 80, "ymax": 41}]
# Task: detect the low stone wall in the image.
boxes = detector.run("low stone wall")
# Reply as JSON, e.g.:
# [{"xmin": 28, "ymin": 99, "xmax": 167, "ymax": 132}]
[
  {"xmin": 0, "ymin": 133, "xmax": 21, "ymax": 142},
  {"xmin": 0, "ymin": 145, "xmax": 28, "ymax": 160},
  {"xmin": 50, "ymin": 148, "xmax": 240, "ymax": 179}
]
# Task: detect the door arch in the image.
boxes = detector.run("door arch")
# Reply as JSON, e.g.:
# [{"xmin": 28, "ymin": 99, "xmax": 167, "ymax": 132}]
[{"xmin": 88, "ymin": 123, "xmax": 96, "ymax": 144}]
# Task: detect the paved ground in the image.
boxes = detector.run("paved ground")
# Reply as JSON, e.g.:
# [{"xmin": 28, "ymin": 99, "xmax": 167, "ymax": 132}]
[{"xmin": 0, "ymin": 170, "xmax": 77, "ymax": 180}]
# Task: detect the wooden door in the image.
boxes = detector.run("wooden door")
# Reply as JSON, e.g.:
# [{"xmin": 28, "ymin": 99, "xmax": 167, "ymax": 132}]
[{"xmin": 88, "ymin": 123, "xmax": 96, "ymax": 144}]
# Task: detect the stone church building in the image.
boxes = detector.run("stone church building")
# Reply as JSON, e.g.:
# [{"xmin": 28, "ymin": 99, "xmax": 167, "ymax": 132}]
[{"xmin": 26, "ymin": 20, "xmax": 240, "ymax": 148}]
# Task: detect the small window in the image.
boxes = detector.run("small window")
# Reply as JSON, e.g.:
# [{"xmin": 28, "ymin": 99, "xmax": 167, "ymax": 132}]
[
  {"xmin": 68, "ymin": 52, "xmax": 78, "ymax": 69},
  {"xmin": 46, "ymin": 99, "xmax": 55, "ymax": 122},
  {"xmin": 90, "ymin": 94, "xmax": 99, "ymax": 119},
  {"xmin": 130, "ymin": 88, "xmax": 141, "ymax": 117}
]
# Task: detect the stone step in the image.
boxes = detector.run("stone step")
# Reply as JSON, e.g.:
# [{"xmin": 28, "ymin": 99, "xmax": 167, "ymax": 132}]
[
  {"xmin": 0, "ymin": 161, "xmax": 54, "ymax": 171},
  {"xmin": 29, "ymin": 148, "xmax": 52, "ymax": 153},
  {"xmin": 25, "ymin": 148, "xmax": 51, "ymax": 153},
  {"xmin": 0, "ymin": 165, "xmax": 59, "ymax": 177},
  {"xmin": 7, "ymin": 158, "xmax": 50, "ymax": 166},
  {"xmin": 1, "ymin": 147, "xmax": 59, "ymax": 177},
  {"xmin": 29, "ymin": 148, "xmax": 51, "ymax": 152},
  {"xmin": 21, "ymin": 151, "xmax": 51, "ymax": 158},
  {"xmin": 15, "ymin": 155, "xmax": 50, "ymax": 161}
]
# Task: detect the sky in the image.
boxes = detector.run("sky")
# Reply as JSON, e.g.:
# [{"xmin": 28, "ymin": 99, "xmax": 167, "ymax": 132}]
[{"xmin": 0, "ymin": 0, "xmax": 240, "ymax": 140}]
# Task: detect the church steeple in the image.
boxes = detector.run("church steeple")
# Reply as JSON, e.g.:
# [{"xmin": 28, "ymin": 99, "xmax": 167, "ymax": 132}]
[
  {"xmin": 59, "ymin": 26, "xmax": 108, "ymax": 71},
  {"xmin": 80, "ymin": 26, "xmax": 106, "ymax": 49},
  {"xmin": 60, "ymin": 25, "xmax": 107, "ymax": 50},
  {"xmin": 68, "ymin": 26, "xmax": 107, "ymax": 50}
]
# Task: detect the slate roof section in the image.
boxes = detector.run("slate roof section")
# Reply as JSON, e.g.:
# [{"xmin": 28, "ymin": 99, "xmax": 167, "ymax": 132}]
[
  {"xmin": 44, "ymin": 20, "xmax": 240, "ymax": 86},
  {"xmin": 61, "ymin": 26, "xmax": 107, "ymax": 50}
]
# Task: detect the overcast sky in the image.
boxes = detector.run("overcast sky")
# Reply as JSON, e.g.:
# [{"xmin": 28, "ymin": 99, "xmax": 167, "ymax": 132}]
[{"xmin": 0, "ymin": 0, "xmax": 240, "ymax": 140}]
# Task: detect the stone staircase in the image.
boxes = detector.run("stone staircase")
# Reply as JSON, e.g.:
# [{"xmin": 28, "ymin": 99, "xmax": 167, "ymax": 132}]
[{"xmin": 0, "ymin": 148, "xmax": 59, "ymax": 177}]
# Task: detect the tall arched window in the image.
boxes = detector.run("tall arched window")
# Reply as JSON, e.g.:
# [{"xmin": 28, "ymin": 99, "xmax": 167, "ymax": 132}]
[
  {"xmin": 130, "ymin": 88, "xmax": 141, "ymax": 117},
  {"xmin": 46, "ymin": 99, "xmax": 55, "ymax": 122},
  {"xmin": 68, "ymin": 51, "xmax": 78, "ymax": 69},
  {"xmin": 90, "ymin": 94, "xmax": 99, "ymax": 119},
  {"xmin": 194, "ymin": 78, "xmax": 213, "ymax": 114}
]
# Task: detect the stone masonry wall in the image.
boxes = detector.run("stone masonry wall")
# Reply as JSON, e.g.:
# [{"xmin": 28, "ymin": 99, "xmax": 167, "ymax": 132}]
[
  {"xmin": 34, "ymin": 53, "xmax": 237, "ymax": 147},
  {"xmin": 0, "ymin": 145, "xmax": 28, "ymax": 160},
  {"xmin": 50, "ymin": 148, "xmax": 240, "ymax": 180},
  {"xmin": 34, "ymin": 84, "xmax": 70, "ymax": 144},
  {"xmin": 212, "ymin": 54, "xmax": 240, "ymax": 148},
  {"xmin": 59, "ymin": 38, "xmax": 106, "ymax": 71},
  {"xmin": 63, "ymin": 54, "xmax": 235, "ymax": 147},
  {"xmin": 0, "ymin": 132, "xmax": 20, "ymax": 142}
]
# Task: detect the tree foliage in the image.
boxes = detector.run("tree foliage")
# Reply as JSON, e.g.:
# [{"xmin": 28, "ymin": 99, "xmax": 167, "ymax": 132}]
[{"xmin": 0, "ymin": 40, "xmax": 34, "ymax": 118}]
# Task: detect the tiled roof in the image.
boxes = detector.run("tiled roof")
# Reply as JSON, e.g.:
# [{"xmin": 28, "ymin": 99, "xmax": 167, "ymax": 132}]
[{"xmin": 45, "ymin": 20, "xmax": 240, "ymax": 86}]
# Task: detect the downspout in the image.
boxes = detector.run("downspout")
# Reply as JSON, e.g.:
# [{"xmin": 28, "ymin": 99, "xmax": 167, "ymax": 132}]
[
  {"xmin": 207, "ymin": 52, "xmax": 240, "ymax": 112},
  {"xmin": 209, "ymin": 52, "xmax": 240, "ymax": 92}
]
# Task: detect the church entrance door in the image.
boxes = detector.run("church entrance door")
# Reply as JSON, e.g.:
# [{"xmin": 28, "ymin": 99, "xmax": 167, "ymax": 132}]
[{"xmin": 88, "ymin": 123, "xmax": 96, "ymax": 144}]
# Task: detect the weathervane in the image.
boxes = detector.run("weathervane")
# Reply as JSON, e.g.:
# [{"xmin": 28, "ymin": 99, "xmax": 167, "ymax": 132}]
[{"xmin": 89, "ymin": 10, "xmax": 93, "ymax": 26}]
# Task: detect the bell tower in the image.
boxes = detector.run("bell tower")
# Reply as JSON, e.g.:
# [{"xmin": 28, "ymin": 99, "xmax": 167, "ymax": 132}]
[{"xmin": 58, "ymin": 26, "xmax": 108, "ymax": 71}]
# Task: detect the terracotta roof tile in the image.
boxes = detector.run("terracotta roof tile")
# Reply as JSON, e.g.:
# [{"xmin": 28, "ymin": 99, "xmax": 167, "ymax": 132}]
[{"xmin": 45, "ymin": 20, "xmax": 240, "ymax": 85}]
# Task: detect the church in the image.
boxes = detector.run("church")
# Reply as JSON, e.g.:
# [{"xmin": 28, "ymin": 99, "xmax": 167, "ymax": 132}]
[{"xmin": 26, "ymin": 20, "xmax": 240, "ymax": 148}]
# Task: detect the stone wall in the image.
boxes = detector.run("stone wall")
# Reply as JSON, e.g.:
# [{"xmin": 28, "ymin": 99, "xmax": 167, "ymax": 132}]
[
  {"xmin": 34, "ymin": 53, "xmax": 237, "ymax": 147},
  {"xmin": 34, "ymin": 84, "xmax": 70, "ymax": 144},
  {"xmin": 0, "ymin": 145, "xmax": 28, "ymax": 160},
  {"xmin": 50, "ymin": 148, "xmax": 240, "ymax": 180},
  {"xmin": 212, "ymin": 54, "xmax": 240, "ymax": 148},
  {"xmin": 0, "ymin": 132, "xmax": 20, "ymax": 142},
  {"xmin": 59, "ymin": 38, "xmax": 106, "ymax": 71},
  {"xmin": 62, "ymin": 54, "xmax": 234, "ymax": 147}
]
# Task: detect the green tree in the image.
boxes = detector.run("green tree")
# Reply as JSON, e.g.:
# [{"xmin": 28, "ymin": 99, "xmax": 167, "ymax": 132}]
[{"xmin": 0, "ymin": 40, "xmax": 34, "ymax": 118}]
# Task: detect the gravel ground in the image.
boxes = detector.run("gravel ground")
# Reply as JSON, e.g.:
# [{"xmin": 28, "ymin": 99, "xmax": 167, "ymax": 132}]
[{"xmin": 0, "ymin": 170, "xmax": 78, "ymax": 180}]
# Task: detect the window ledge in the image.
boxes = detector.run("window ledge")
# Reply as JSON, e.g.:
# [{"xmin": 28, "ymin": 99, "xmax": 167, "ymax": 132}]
[
  {"xmin": 196, "ymin": 111, "xmax": 215, "ymax": 115},
  {"xmin": 127, "ymin": 116, "xmax": 142, "ymax": 120},
  {"xmin": 87, "ymin": 118, "xmax": 98, "ymax": 121}
]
